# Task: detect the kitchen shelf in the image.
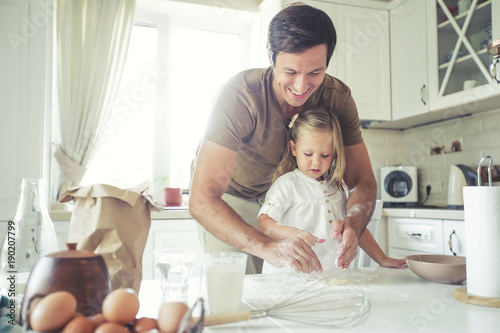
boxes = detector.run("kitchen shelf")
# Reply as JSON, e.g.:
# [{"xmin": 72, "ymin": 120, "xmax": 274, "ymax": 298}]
[
  {"xmin": 437, "ymin": 0, "xmax": 491, "ymax": 31},
  {"xmin": 439, "ymin": 47, "xmax": 489, "ymax": 70},
  {"xmin": 435, "ymin": 0, "xmax": 493, "ymax": 97}
]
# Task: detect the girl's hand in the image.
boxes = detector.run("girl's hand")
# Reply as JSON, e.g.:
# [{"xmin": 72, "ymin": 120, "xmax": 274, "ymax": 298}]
[
  {"xmin": 331, "ymin": 223, "xmax": 359, "ymax": 269},
  {"xmin": 379, "ymin": 257, "xmax": 407, "ymax": 269},
  {"xmin": 297, "ymin": 231, "xmax": 325, "ymax": 247}
]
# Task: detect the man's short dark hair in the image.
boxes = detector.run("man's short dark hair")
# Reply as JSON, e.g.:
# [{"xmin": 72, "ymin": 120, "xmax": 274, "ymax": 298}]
[{"xmin": 267, "ymin": 2, "xmax": 337, "ymax": 67}]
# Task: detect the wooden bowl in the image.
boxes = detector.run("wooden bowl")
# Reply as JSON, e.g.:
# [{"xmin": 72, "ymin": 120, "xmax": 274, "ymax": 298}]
[
  {"xmin": 20, "ymin": 244, "xmax": 111, "ymax": 325},
  {"xmin": 406, "ymin": 254, "xmax": 466, "ymax": 285}
]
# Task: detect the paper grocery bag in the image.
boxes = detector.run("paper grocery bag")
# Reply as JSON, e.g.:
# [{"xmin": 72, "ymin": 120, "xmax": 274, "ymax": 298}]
[{"xmin": 58, "ymin": 181, "xmax": 162, "ymax": 292}]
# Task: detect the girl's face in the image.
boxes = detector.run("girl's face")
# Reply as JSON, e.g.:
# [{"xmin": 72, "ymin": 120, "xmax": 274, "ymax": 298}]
[{"xmin": 290, "ymin": 130, "xmax": 333, "ymax": 181}]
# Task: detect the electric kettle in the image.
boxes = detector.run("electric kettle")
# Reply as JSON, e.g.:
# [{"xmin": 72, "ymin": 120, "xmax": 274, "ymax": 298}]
[{"xmin": 447, "ymin": 164, "xmax": 479, "ymax": 209}]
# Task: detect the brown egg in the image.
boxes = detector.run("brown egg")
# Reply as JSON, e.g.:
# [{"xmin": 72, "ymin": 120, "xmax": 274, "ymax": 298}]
[
  {"xmin": 90, "ymin": 313, "xmax": 107, "ymax": 327},
  {"xmin": 95, "ymin": 322, "xmax": 129, "ymax": 333},
  {"xmin": 29, "ymin": 291, "xmax": 77, "ymax": 332},
  {"xmin": 157, "ymin": 302, "xmax": 189, "ymax": 333},
  {"xmin": 132, "ymin": 317, "xmax": 158, "ymax": 332},
  {"xmin": 62, "ymin": 315, "xmax": 94, "ymax": 333},
  {"xmin": 102, "ymin": 288, "xmax": 140, "ymax": 324}
]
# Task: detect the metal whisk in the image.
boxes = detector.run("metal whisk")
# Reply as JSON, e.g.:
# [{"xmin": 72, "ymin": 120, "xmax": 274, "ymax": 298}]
[{"xmin": 200, "ymin": 283, "xmax": 370, "ymax": 329}]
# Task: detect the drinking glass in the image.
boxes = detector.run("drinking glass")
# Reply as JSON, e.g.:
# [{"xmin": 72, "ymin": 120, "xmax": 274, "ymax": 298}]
[
  {"xmin": 203, "ymin": 252, "xmax": 247, "ymax": 314},
  {"xmin": 153, "ymin": 249, "xmax": 196, "ymax": 300}
]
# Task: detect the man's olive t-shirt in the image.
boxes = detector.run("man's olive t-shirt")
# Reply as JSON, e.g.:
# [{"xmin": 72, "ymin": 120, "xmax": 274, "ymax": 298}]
[{"xmin": 205, "ymin": 67, "xmax": 362, "ymax": 200}]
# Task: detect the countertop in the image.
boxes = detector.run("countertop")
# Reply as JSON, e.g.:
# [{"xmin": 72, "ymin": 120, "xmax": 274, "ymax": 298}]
[
  {"xmin": 138, "ymin": 267, "xmax": 500, "ymax": 333},
  {"xmin": 50, "ymin": 206, "xmax": 462, "ymax": 222},
  {"xmin": 49, "ymin": 206, "xmax": 192, "ymax": 221}
]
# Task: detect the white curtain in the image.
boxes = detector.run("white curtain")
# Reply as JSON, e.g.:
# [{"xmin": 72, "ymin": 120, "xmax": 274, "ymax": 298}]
[{"xmin": 55, "ymin": 0, "xmax": 136, "ymax": 194}]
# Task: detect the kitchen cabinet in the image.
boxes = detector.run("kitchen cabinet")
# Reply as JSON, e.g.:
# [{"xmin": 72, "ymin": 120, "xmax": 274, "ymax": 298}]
[
  {"xmin": 369, "ymin": 0, "xmax": 500, "ymax": 130},
  {"xmin": 390, "ymin": 0, "xmax": 430, "ymax": 120},
  {"xmin": 334, "ymin": 4, "xmax": 391, "ymax": 122},
  {"xmin": 388, "ymin": 216, "xmax": 466, "ymax": 258},
  {"xmin": 427, "ymin": 0, "xmax": 500, "ymax": 112},
  {"xmin": 0, "ymin": 0, "xmax": 53, "ymax": 221},
  {"xmin": 260, "ymin": 0, "xmax": 391, "ymax": 122}
]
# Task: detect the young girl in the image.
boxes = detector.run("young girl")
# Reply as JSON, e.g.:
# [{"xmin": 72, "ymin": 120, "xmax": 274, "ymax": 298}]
[{"xmin": 258, "ymin": 108, "xmax": 406, "ymax": 273}]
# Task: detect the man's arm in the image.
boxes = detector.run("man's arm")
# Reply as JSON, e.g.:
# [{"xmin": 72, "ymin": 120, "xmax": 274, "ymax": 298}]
[
  {"xmin": 331, "ymin": 141, "xmax": 377, "ymax": 268},
  {"xmin": 189, "ymin": 139, "xmax": 322, "ymax": 273}
]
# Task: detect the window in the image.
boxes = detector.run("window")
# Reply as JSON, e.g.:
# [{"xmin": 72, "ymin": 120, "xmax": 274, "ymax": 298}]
[
  {"xmin": 168, "ymin": 26, "xmax": 243, "ymax": 189},
  {"xmin": 81, "ymin": 2, "xmax": 259, "ymax": 203},
  {"xmin": 81, "ymin": 25, "xmax": 157, "ymax": 189}
]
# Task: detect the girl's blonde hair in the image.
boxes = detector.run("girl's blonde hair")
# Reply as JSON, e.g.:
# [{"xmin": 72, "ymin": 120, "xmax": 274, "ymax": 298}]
[{"xmin": 273, "ymin": 107, "xmax": 345, "ymax": 190}]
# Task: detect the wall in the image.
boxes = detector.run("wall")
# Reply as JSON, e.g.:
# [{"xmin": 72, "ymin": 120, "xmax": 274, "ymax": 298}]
[{"xmin": 363, "ymin": 108, "xmax": 500, "ymax": 207}]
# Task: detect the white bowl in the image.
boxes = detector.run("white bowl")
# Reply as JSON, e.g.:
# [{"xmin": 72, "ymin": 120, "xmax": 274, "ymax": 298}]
[{"xmin": 406, "ymin": 254, "xmax": 466, "ymax": 285}]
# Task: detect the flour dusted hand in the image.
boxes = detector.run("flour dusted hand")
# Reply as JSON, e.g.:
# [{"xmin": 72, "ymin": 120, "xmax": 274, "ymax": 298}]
[
  {"xmin": 274, "ymin": 234, "xmax": 324, "ymax": 274},
  {"xmin": 332, "ymin": 223, "xmax": 359, "ymax": 269},
  {"xmin": 297, "ymin": 230, "xmax": 325, "ymax": 248}
]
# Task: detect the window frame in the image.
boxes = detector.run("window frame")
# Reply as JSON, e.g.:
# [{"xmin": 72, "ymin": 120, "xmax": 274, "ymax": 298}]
[{"xmin": 133, "ymin": 2, "xmax": 260, "ymax": 202}]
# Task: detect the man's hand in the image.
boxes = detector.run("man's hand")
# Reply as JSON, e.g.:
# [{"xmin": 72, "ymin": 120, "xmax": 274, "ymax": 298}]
[{"xmin": 265, "ymin": 234, "xmax": 323, "ymax": 273}]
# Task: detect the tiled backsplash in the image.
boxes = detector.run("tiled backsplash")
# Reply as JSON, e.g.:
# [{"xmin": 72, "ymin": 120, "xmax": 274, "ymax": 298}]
[{"xmin": 362, "ymin": 108, "xmax": 500, "ymax": 206}]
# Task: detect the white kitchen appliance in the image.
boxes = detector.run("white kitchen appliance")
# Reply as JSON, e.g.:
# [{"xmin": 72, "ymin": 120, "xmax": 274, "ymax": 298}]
[
  {"xmin": 447, "ymin": 164, "xmax": 479, "ymax": 209},
  {"xmin": 381, "ymin": 166, "xmax": 418, "ymax": 207}
]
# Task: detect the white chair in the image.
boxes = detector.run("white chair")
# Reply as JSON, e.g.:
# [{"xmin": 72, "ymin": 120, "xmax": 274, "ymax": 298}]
[{"xmin": 353, "ymin": 200, "xmax": 383, "ymax": 268}]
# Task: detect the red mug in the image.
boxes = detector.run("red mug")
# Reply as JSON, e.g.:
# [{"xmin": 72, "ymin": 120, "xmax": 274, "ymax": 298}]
[{"xmin": 164, "ymin": 188, "xmax": 182, "ymax": 206}]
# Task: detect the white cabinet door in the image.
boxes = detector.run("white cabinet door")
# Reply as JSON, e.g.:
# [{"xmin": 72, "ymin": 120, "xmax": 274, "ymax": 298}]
[
  {"xmin": 0, "ymin": 0, "xmax": 52, "ymax": 221},
  {"xmin": 390, "ymin": 0, "xmax": 430, "ymax": 120},
  {"xmin": 443, "ymin": 220, "xmax": 466, "ymax": 256},
  {"xmin": 335, "ymin": 5, "xmax": 391, "ymax": 121}
]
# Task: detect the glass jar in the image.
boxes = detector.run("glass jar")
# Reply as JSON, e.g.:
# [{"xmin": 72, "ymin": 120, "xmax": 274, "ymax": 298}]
[{"xmin": 0, "ymin": 179, "xmax": 59, "ymax": 295}]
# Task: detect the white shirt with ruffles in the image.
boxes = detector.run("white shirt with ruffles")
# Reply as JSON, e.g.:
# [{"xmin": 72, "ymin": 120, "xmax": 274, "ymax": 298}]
[{"xmin": 259, "ymin": 168, "xmax": 347, "ymax": 273}]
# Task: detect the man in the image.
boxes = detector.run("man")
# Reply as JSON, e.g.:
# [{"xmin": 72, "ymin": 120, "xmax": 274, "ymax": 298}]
[{"xmin": 189, "ymin": 3, "xmax": 377, "ymax": 274}]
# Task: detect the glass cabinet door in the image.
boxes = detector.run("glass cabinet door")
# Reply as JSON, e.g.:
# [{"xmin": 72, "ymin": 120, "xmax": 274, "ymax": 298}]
[{"xmin": 435, "ymin": 0, "xmax": 494, "ymax": 97}]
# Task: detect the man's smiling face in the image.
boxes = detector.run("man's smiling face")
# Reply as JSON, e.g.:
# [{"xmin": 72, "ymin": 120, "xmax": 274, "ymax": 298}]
[{"xmin": 272, "ymin": 44, "xmax": 327, "ymax": 112}]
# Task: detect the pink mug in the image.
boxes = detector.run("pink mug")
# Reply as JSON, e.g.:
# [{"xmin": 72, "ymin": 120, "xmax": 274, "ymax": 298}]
[{"xmin": 164, "ymin": 188, "xmax": 182, "ymax": 206}]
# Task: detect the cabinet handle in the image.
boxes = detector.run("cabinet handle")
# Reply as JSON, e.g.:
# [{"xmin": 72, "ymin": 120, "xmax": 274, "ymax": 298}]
[
  {"xmin": 420, "ymin": 85, "xmax": 426, "ymax": 105},
  {"xmin": 491, "ymin": 59, "xmax": 500, "ymax": 84},
  {"xmin": 405, "ymin": 232, "xmax": 427, "ymax": 239},
  {"xmin": 448, "ymin": 230, "xmax": 457, "ymax": 256}
]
